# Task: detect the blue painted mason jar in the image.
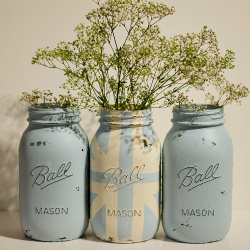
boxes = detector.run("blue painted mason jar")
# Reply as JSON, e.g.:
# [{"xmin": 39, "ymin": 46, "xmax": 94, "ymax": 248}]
[
  {"xmin": 90, "ymin": 110, "xmax": 161, "ymax": 243},
  {"xmin": 19, "ymin": 106, "xmax": 89, "ymax": 241},
  {"xmin": 162, "ymin": 105, "xmax": 233, "ymax": 243}
]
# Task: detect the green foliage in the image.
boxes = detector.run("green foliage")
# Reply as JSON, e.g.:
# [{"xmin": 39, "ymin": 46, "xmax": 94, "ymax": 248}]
[{"xmin": 21, "ymin": 0, "xmax": 249, "ymax": 111}]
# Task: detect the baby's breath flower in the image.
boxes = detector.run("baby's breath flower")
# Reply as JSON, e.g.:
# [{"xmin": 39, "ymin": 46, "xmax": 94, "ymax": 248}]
[
  {"xmin": 21, "ymin": 0, "xmax": 249, "ymax": 111},
  {"xmin": 20, "ymin": 89, "xmax": 80, "ymax": 109}
]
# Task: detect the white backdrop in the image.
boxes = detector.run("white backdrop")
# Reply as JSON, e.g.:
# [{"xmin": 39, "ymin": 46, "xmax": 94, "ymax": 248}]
[{"xmin": 0, "ymin": 0, "xmax": 249, "ymax": 210}]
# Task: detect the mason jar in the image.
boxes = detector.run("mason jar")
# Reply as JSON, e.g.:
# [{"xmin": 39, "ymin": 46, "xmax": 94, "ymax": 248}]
[
  {"xmin": 19, "ymin": 106, "xmax": 89, "ymax": 241},
  {"xmin": 90, "ymin": 109, "xmax": 161, "ymax": 243},
  {"xmin": 162, "ymin": 105, "xmax": 233, "ymax": 243}
]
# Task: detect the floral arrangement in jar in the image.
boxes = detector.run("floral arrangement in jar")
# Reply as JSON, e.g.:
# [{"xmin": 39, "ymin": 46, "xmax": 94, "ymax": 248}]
[
  {"xmin": 21, "ymin": 0, "xmax": 249, "ymax": 111},
  {"xmin": 20, "ymin": 0, "xmax": 249, "ymax": 244}
]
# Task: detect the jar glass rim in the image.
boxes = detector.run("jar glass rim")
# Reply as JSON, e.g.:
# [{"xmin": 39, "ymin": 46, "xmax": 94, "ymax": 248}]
[{"xmin": 173, "ymin": 104, "xmax": 222, "ymax": 111}]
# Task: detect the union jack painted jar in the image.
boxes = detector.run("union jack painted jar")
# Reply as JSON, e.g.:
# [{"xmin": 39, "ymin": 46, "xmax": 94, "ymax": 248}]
[{"xmin": 90, "ymin": 109, "xmax": 161, "ymax": 243}]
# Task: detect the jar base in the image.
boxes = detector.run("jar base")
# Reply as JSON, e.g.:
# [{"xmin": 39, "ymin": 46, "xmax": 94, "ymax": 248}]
[
  {"xmin": 166, "ymin": 234, "xmax": 225, "ymax": 244},
  {"xmin": 24, "ymin": 233, "xmax": 81, "ymax": 242},
  {"xmin": 95, "ymin": 235, "xmax": 154, "ymax": 244}
]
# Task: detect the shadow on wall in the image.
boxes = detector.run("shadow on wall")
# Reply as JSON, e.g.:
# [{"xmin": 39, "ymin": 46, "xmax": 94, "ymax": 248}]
[
  {"xmin": 0, "ymin": 95, "xmax": 28, "ymax": 210},
  {"xmin": 80, "ymin": 110, "xmax": 99, "ymax": 143}
]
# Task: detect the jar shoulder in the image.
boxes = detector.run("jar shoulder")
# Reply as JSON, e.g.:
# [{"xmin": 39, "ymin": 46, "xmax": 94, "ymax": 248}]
[
  {"xmin": 20, "ymin": 124, "xmax": 89, "ymax": 147},
  {"xmin": 164, "ymin": 125, "xmax": 232, "ymax": 144},
  {"xmin": 92, "ymin": 125, "xmax": 160, "ymax": 147},
  {"xmin": 162, "ymin": 125, "xmax": 233, "ymax": 161}
]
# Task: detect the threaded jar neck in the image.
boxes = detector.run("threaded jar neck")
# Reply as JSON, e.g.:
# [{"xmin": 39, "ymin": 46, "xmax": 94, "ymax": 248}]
[
  {"xmin": 99, "ymin": 109, "xmax": 153, "ymax": 127},
  {"xmin": 172, "ymin": 105, "xmax": 225, "ymax": 127},
  {"xmin": 27, "ymin": 106, "xmax": 81, "ymax": 125}
]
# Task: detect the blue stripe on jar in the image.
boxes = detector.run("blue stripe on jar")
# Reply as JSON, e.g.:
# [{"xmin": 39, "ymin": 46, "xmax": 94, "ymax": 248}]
[{"xmin": 118, "ymin": 111, "xmax": 133, "ymax": 241}]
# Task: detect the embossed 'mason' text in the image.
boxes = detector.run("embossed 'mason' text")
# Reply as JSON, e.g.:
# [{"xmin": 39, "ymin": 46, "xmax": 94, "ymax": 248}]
[
  {"xmin": 107, "ymin": 209, "xmax": 141, "ymax": 217},
  {"xmin": 35, "ymin": 207, "xmax": 69, "ymax": 215},
  {"xmin": 182, "ymin": 209, "xmax": 214, "ymax": 216}
]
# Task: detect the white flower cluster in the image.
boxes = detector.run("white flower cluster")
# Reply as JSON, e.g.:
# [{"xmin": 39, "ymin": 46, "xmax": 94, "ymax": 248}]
[{"xmin": 22, "ymin": 0, "xmax": 249, "ymax": 111}]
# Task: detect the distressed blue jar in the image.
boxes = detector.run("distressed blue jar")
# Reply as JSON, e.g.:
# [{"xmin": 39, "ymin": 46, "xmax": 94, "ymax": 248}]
[
  {"xmin": 90, "ymin": 110, "xmax": 161, "ymax": 243},
  {"xmin": 162, "ymin": 105, "xmax": 233, "ymax": 243},
  {"xmin": 19, "ymin": 106, "xmax": 89, "ymax": 241}
]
